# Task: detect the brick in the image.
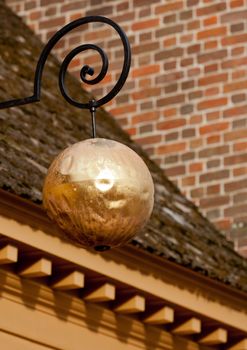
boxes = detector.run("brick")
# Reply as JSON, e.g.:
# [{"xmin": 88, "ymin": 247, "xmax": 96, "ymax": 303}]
[
  {"xmin": 190, "ymin": 138, "xmax": 203, "ymax": 149},
  {"xmin": 207, "ymin": 184, "xmax": 220, "ymax": 195},
  {"xmin": 133, "ymin": 0, "xmax": 159, "ymax": 6},
  {"xmin": 187, "ymin": 20, "xmax": 200, "ymax": 30},
  {"xmin": 231, "ymin": 0, "xmax": 244, "ymax": 8},
  {"xmin": 157, "ymin": 119, "xmax": 186, "ymax": 130},
  {"xmin": 197, "ymin": 3, "xmax": 226, "ymax": 16},
  {"xmin": 165, "ymin": 84, "xmax": 178, "ymax": 94},
  {"xmin": 207, "ymin": 159, "xmax": 221, "ymax": 169},
  {"xmin": 61, "ymin": 1, "xmax": 87, "ymax": 12},
  {"xmin": 207, "ymin": 135, "xmax": 220, "ymax": 144},
  {"xmin": 110, "ymin": 104, "xmax": 136, "ymax": 116},
  {"xmin": 197, "ymin": 116, "xmax": 212, "ymax": 131},
  {"xmin": 187, "ymin": 0, "xmax": 199, "ymax": 6},
  {"xmin": 132, "ymin": 18, "xmax": 159, "ymax": 31},
  {"xmin": 157, "ymin": 94, "xmax": 185, "ymax": 107},
  {"xmin": 207, "ymin": 209, "xmax": 221, "ymax": 220},
  {"xmin": 180, "ymin": 10, "xmax": 193, "ymax": 20},
  {"xmin": 223, "ymin": 105, "xmax": 247, "ymax": 118},
  {"xmin": 132, "ymin": 42, "xmax": 160, "ymax": 55},
  {"xmin": 199, "ymin": 73, "xmax": 228, "ymax": 86},
  {"xmin": 231, "ymin": 93, "xmax": 246, "ymax": 103},
  {"xmin": 155, "ymin": 48, "xmax": 184, "ymax": 60},
  {"xmin": 156, "ymin": 24, "xmax": 184, "ymax": 37},
  {"xmin": 233, "ymin": 192, "xmax": 247, "ymax": 204},
  {"xmin": 156, "ymin": 72, "xmax": 183, "ymax": 85},
  {"xmin": 180, "ymin": 104, "xmax": 194, "ymax": 114},
  {"xmin": 140, "ymin": 124, "xmax": 153, "ymax": 133},
  {"xmin": 221, "ymin": 10, "xmax": 247, "ymax": 23},
  {"xmin": 199, "ymin": 145, "xmax": 229, "ymax": 158},
  {"xmin": 132, "ymin": 65, "xmax": 160, "ymax": 78},
  {"xmin": 182, "ymin": 176, "xmax": 195, "ymax": 186},
  {"xmin": 222, "ymin": 57, "xmax": 247, "ymax": 69},
  {"xmin": 165, "ymin": 132, "xmax": 179, "ymax": 142},
  {"xmin": 231, "ymin": 23, "xmax": 244, "ymax": 33},
  {"xmin": 164, "ymin": 37, "xmax": 177, "ymax": 47},
  {"xmin": 198, "ymin": 49, "xmax": 227, "ymax": 63},
  {"xmin": 163, "ymin": 108, "xmax": 177, "ymax": 118},
  {"xmin": 132, "ymin": 111, "xmax": 158, "ymax": 125},
  {"xmin": 203, "ymin": 16, "xmax": 217, "ymax": 26},
  {"xmin": 189, "ymin": 163, "xmax": 203, "ymax": 172},
  {"xmin": 163, "ymin": 14, "xmax": 177, "ymax": 24},
  {"xmin": 200, "ymin": 195, "xmax": 229, "ymax": 208},
  {"xmin": 224, "ymin": 154, "xmax": 247, "ymax": 166},
  {"xmin": 205, "ymin": 40, "xmax": 219, "ymax": 51},
  {"xmin": 165, "ymin": 155, "xmax": 179, "ymax": 164},
  {"xmin": 222, "ymin": 33, "xmax": 247, "ymax": 46},
  {"xmin": 198, "ymin": 98, "xmax": 227, "ymax": 110},
  {"xmin": 200, "ymin": 170, "xmax": 229, "ymax": 183},
  {"xmin": 155, "ymin": 1, "xmax": 183, "ymax": 14},
  {"xmin": 181, "ymin": 152, "xmax": 195, "ymax": 161},
  {"xmin": 132, "ymin": 87, "xmax": 161, "ymax": 100},
  {"xmin": 205, "ymin": 87, "xmax": 220, "ymax": 97},
  {"xmin": 225, "ymin": 204, "xmax": 247, "ymax": 217},
  {"xmin": 199, "ymin": 122, "xmax": 229, "ymax": 135},
  {"xmin": 191, "ymin": 187, "xmax": 204, "ymax": 199},
  {"xmin": 182, "ymin": 128, "xmax": 195, "ymax": 138},
  {"xmin": 39, "ymin": 17, "xmax": 65, "ymax": 30},
  {"xmin": 187, "ymin": 44, "xmax": 201, "ymax": 54},
  {"xmin": 189, "ymin": 91, "xmax": 203, "ymax": 100},
  {"xmin": 224, "ymin": 128, "xmax": 247, "ymax": 142},
  {"xmin": 117, "ymin": 2, "xmax": 129, "ymax": 11},
  {"xmin": 233, "ymin": 142, "xmax": 247, "ymax": 152},
  {"xmin": 165, "ymin": 165, "xmax": 186, "ymax": 177},
  {"xmin": 224, "ymin": 80, "xmax": 247, "ymax": 93},
  {"xmin": 181, "ymin": 58, "xmax": 193, "ymax": 67},
  {"xmin": 197, "ymin": 26, "xmax": 226, "ymax": 40},
  {"xmin": 225, "ymin": 179, "xmax": 247, "ymax": 192},
  {"xmin": 206, "ymin": 111, "xmax": 220, "ymax": 121},
  {"xmin": 157, "ymin": 142, "xmax": 186, "ymax": 155},
  {"xmin": 164, "ymin": 61, "xmax": 176, "ymax": 70},
  {"xmin": 135, "ymin": 134, "xmax": 162, "ymax": 145}
]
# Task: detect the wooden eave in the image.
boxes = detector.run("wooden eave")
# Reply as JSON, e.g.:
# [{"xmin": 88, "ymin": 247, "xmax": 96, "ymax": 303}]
[{"xmin": 0, "ymin": 189, "xmax": 246, "ymax": 349}]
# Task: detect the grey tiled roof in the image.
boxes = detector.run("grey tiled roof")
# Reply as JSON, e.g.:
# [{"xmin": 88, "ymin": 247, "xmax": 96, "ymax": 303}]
[{"xmin": 0, "ymin": 1, "xmax": 247, "ymax": 291}]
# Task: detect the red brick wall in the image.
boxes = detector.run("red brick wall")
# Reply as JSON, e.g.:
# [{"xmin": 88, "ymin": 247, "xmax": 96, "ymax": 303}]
[{"xmin": 5, "ymin": 0, "xmax": 247, "ymax": 256}]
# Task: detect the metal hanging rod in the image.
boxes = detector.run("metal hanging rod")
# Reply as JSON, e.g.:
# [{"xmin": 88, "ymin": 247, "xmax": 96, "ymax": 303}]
[{"xmin": 0, "ymin": 15, "xmax": 131, "ymax": 137}]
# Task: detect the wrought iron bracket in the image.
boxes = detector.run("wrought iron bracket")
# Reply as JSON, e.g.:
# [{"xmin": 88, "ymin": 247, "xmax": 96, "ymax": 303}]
[{"xmin": 0, "ymin": 16, "xmax": 131, "ymax": 137}]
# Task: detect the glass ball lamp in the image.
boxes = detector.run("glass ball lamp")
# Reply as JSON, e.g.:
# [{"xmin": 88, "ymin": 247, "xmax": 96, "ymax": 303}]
[{"xmin": 43, "ymin": 138, "xmax": 154, "ymax": 251}]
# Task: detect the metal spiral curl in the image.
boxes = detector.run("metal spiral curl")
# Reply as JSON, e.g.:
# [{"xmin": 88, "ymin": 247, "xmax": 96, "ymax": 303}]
[{"xmin": 0, "ymin": 16, "xmax": 131, "ymax": 111}]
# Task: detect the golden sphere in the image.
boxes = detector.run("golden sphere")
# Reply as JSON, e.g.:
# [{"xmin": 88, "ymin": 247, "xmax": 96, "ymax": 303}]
[{"xmin": 43, "ymin": 138, "xmax": 154, "ymax": 250}]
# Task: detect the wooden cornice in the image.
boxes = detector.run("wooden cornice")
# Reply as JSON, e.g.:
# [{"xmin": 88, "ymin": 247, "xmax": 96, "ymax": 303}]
[{"xmin": 0, "ymin": 189, "xmax": 247, "ymax": 349}]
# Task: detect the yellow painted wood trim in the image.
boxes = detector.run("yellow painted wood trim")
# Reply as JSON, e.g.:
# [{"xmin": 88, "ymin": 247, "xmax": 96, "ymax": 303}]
[
  {"xmin": 1, "ymin": 214, "xmax": 246, "ymax": 333},
  {"xmin": 114, "ymin": 295, "xmax": 145, "ymax": 314},
  {"xmin": 228, "ymin": 339, "xmax": 247, "ymax": 350},
  {"xmin": 0, "ymin": 244, "xmax": 18, "ymax": 264},
  {"xmin": 52, "ymin": 271, "xmax": 84, "ymax": 290},
  {"xmin": 0, "ymin": 268, "xmax": 212, "ymax": 350},
  {"xmin": 19, "ymin": 258, "xmax": 52, "ymax": 278},
  {"xmin": 144, "ymin": 306, "xmax": 174, "ymax": 325},
  {"xmin": 199, "ymin": 328, "xmax": 227, "ymax": 345},
  {"xmin": 84, "ymin": 283, "xmax": 115, "ymax": 302},
  {"xmin": 172, "ymin": 318, "xmax": 201, "ymax": 335}
]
